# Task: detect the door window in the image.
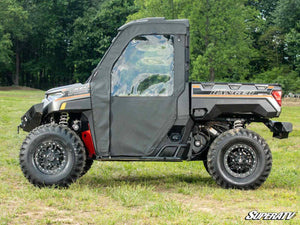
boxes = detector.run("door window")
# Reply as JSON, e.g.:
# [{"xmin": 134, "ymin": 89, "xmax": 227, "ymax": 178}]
[{"xmin": 111, "ymin": 35, "xmax": 174, "ymax": 96}]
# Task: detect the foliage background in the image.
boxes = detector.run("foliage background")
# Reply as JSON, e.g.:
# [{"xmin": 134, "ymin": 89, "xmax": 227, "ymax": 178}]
[{"xmin": 0, "ymin": 0, "xmax": 299, "ymax": 93}]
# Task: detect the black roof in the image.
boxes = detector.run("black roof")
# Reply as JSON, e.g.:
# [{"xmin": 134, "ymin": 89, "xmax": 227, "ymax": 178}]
[{"xmin": 118, "ymin": 17, "xmax": 189, "ymax": 31}]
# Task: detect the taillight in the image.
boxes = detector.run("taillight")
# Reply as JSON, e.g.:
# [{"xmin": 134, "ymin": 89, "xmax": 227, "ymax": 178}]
[{"xmin": 272, "ymin": 90, "xmax": 282, "ymax": 106}]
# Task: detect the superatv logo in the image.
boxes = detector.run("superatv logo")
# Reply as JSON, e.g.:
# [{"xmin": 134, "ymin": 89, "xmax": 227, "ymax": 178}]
[{"xmin": 245, "ymin": 210, "xmax": 296, "ymax": 220}]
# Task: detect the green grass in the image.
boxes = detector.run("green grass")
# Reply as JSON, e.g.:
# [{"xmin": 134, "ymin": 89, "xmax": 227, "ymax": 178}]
[{"xmin": 0, "ymin": 90, "xmax": 299, "ymax": 224}]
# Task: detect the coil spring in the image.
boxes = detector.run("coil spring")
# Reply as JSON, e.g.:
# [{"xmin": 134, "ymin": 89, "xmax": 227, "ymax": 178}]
[
  {"xmin": 59, "ymin": 112, "xmax": 69, "ymax": 126},
  {"xmin": 233, "ymin": 120, "xmax": 244, "ymax": 129}
]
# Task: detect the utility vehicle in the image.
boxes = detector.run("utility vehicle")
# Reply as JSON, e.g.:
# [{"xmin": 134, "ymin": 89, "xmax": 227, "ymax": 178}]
[{"xmin": 19, "ymin": 18, "xmax": 292, "ymax": 189}]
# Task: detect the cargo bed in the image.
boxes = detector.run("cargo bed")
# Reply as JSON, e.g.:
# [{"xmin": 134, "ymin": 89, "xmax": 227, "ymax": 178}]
[{"xmin": 190, "ymin": 82, "xmax": 282, "ymax": 120}]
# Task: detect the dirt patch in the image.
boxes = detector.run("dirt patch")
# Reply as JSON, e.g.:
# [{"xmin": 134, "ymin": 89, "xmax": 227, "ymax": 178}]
[
  {"xmin": 282, "ymin": 98, "xmax": 300, "ymax": 106},
  {"xmin": 169, "ymin": 192, "xmax": 256, "ymax": 215},
  {"xmin": 4, "ymin": 195, "xmax": 124, "ymax": 224},
  {"xmin": 0, "ymin": 86, "xmax": 41, "ymax": 91}
]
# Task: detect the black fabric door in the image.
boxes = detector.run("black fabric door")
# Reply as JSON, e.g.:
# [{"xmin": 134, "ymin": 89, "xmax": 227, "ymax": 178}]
[{"xmin": 110, "ymin": 35, "xmax": 176, "ymax": 156}]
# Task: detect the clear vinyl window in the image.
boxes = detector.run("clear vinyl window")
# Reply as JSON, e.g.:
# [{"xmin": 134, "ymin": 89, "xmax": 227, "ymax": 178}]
[{"xmin": 111, "ymin": 35, "xmax": 174, "ymax": 96}]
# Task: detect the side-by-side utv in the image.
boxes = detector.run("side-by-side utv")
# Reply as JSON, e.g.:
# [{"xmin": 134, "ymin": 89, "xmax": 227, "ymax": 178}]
[{"xmin": 19, "ymin": 18, "xmax": 292, "ymax": 189}]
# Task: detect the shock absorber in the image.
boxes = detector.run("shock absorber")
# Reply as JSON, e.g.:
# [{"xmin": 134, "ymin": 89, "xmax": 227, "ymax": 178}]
[
  {"xmin": 59, "ymin": 112, "xmax": 69, "ymax": 126},
  {"xmin": 233, "ymin": 120, "xmax": 244, "ymax": 129}
]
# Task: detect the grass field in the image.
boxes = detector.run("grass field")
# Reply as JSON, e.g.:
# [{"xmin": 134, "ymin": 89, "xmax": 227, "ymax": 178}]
[{"xmin": 0, "ymin": 90, "xmax": 299, "ymax": 224}]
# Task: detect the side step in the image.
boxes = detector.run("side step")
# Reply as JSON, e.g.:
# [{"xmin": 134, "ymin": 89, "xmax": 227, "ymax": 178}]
[{"xmin": 98, "ymin": 157, "xmax": 182, "ymax": 162}]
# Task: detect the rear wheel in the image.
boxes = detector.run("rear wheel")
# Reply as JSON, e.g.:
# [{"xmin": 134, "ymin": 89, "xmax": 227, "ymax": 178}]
[
  {"xmin": 20, "ymin": 124, "xmax": 86, "ymax": 187},
  {"xmin": 207, "ymin": 128, "xmax": 272, "ymax": 190}
]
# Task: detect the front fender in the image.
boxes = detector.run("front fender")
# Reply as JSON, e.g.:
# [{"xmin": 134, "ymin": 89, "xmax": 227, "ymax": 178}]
[
  {"xmin": 20, "ymin": 96, "xmax": 92, "ymax": 132},
  {"xmin": 43, "ymin": 96, "xmax": 91, "ymax": 115}
]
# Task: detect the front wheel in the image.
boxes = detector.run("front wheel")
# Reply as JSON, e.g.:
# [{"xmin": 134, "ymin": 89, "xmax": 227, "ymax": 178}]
[
  {"xmin": 20, "ymin": 124, "xmax": 86, "ymax": 187},
  {"xmin": 207, "ymin": 128, "xmax": 272, "ymax": 190},
  {"xmin": 80, "ymin": 158, "xmax": 94, "ymax": 177}
]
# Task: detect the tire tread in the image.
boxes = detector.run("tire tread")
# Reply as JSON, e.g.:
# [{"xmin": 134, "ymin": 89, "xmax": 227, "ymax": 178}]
[
  {"xmin": 207, "ymin": 128, "xmax": 272, "ymax": 190},
  {"xmin": 19, "ymin": 124, "xmax": 86, "ymax": 187}
]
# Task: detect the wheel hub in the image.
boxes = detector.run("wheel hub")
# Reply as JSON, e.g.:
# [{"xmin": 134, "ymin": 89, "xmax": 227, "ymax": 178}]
[
  {"xmin": 34, "ymin": 141, "xmax": 67, "ymax": 175},
  {"xmin": 224, "ymin": 144, "xmax": 257, "ymax": 178}
]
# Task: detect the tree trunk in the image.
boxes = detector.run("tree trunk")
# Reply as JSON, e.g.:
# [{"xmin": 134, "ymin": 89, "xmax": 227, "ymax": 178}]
[
  {"xmin": 206, "ymin": 0, "xmax": 213, "ymax": 81},
  {"xmin": 205, "ymin": 14, "xmax": 209, "ymax": 47},
  {"xmin": 209, "ymin": 66, "xmax": 215, "ymax": 81},
  {"xmin": 14, "ymin": 41, "xmax": 20, "ymax": 86},
  {"xmin": 170, "ymin": 0, "xmax": 175, "ymax": 19}
]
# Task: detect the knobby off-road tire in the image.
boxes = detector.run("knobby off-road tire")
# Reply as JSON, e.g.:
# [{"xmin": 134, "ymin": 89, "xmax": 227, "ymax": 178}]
[
  {"xmin": 207, "ymin": 128, "xmax": 272, "ymax": 190},
  {"xmin": 20, "ymin": 124, "xmax": 86, "ymax": 187},
  {"xmin": 80, "ymin": 158, "xmax": 94, "ymax": 177},
  {"xmin": 203, "ymin": 160, "xmax": 211, "ymax": 175},
  {"xmin": 79, "ymin": 140, "xmax": 95, "ymax": 177}
]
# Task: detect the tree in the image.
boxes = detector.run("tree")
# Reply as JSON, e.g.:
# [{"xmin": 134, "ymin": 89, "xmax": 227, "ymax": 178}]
[
  {"xmin": 128, "ymin": 0, "xmax": 258, "ymax": 82},
  {"xmin": 1, "ymin": 0, "xmax": 297, "ymax": 89},
  {"xmin": 273, "ymin": 0, "xmax": 300, "ymax": 71},
  {"xmin": 0, "ymin": 0, "xmax": 29, "ymax": 86},
  {"xmin": 247, "ymin": 0, "xmax": 279, "ymax": 20},
  {"xmin": 19, "ymin": 0, "xmax": 90, "ymax": 88},
  {"xmin": 0, "ymin": 26, "xmax": 12, "ymax": 70},
  {"xmin": 248, "ymin": 0, "xmax": 300, "ymax": 93},
  {"xmin": 0, "ymin": 26, "xmax": 13, "ymax": 86},
  {"xmin": 70, "ymin": 0, "xmax": 136, "ymax": 82},
  {"xmin": 284, "ymin": 24, "xmax": 300, "ymax": 71},
  {"xmin": 273, "ymin": 0, "xmax": 300, "ymax": 32},
  {"xmin": 190, "ymin": 0, "xmax": 258, "ymax": 81},
  {"xmin": 127, "ymin": 0, "xmax": 190, "ymax": 20},
  {"xmin": 257, "ymin": 26, "xmax": 285, "ymax": 69}
]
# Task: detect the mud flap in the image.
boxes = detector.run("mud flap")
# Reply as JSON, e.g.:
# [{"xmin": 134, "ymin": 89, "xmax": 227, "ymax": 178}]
[{"xmin": 264, "ymin": 120, "xmax": 293, "ymax": 139}]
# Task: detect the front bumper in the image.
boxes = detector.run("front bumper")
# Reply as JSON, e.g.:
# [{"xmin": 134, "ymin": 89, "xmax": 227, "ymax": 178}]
[
  {"xmin": 264, "ymin": 120, "xmax": 293, "ymax": 139},
  {"xmin": 19, "ymin": 103, "xmax": 43, "ymax": 132}
]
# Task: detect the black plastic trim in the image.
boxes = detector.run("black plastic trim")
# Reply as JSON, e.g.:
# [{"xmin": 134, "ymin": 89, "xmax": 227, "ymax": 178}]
[{"xmin": 264, "ymin": 120, "xmax": 293, "ymax": 139}]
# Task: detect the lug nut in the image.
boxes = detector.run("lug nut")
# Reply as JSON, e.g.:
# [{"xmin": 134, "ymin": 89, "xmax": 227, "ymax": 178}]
[{"xmin": 72, "ymin": 124, "xmax": 79, "ymax": 131}]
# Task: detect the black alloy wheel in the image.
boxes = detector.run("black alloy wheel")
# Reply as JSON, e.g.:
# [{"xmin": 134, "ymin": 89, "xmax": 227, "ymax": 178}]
[
  {"xmin": 223, "ymin": 143, "xmax": 257, "ymax": 178},
  {"xmin": 33, "ymin": 141, "xmax": 68, "ymax": 175}
]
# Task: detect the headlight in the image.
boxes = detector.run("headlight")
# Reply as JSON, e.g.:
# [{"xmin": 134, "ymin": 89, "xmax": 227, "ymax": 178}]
[
  {"xmin": 42, "ymin": 92, "xmax": 64, "ymax": 107},
  {"xmin": 47, "ymin": 92, "xmax": 64, "ymax": 101}
]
